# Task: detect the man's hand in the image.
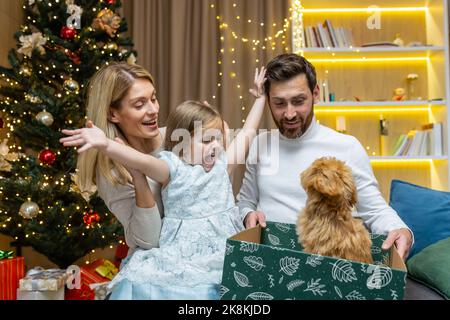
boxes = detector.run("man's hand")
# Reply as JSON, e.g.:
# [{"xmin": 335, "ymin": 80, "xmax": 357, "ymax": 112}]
[
  {"xmin": 244, "ymin": 211, "xmax": 267, "ymax": 229},
  {"xmin": 382, "ymin": 228, "xmax": 413, "ymax": 260}
]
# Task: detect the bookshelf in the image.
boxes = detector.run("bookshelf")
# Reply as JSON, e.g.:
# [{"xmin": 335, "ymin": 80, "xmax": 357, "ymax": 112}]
[{"xmin": 293, "ymin": 0, "xmax": 450, "ymax": 199}]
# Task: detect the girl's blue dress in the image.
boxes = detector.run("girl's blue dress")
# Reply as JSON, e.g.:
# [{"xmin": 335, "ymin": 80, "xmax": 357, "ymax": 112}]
[{"xmin": 109, "ymin": 151, "xmax": 244, "ymax": 300}]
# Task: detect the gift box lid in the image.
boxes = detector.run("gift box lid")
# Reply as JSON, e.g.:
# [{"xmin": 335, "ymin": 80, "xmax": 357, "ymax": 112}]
[{"xmin": 19, "ymin": 267, "xmax": 67, "ymax": 291}]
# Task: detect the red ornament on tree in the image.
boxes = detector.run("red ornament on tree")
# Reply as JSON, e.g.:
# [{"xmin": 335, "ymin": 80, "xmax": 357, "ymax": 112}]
[
  {"xmin": 38, "ymin": 149, "xmax": 56, "ymax": 165},
  {"xmin": 60, "ymin": 26, "xmax": 77, "ymax": 40},
  {"xmin": 83, "ymin": 210, "xmax": 101, "ymax": 226},
  {"xmin": 105, "ymin": 0, "xmax": 116, "ymax": 4}
]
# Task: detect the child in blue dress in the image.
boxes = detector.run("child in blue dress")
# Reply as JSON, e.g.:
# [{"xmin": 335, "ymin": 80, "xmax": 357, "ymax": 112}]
[{"xmin": 61, "ymin": 68, "xmax": 267, "ymax": 300}]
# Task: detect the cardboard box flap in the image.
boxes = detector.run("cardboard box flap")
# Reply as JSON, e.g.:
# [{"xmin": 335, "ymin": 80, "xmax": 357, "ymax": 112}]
[
  {"xmin": 231, "ymin": 225, "xmax": 261, "ymax": 244},
  {"xmin": 390, "ymin": 245, "xmax": 407, "ymax": 271}
]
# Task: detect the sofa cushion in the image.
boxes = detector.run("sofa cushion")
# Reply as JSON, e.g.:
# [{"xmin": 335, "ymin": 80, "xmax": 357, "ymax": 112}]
[
  {"xmin": 406, "ymin": 237, "xmax": 450, "ymax": 300},
  {"xmin": 389, "ymin": 180, "xmax": 450, "ymax": 258}
]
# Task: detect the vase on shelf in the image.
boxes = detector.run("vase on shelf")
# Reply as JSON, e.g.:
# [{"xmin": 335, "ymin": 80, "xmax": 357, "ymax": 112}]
[{"xmin": 406, "ymin": 73, "xmax": 422, "ymax": 100}]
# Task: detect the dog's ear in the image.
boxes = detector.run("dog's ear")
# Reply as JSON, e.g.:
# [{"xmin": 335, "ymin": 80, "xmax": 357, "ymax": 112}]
[
  {"xmin": 341, "ymin": 166, "xmax": 358, "ymax": 206},
  {"xmin": 301, "ymin": 164, "xmax": 341, "ymax": 197}
]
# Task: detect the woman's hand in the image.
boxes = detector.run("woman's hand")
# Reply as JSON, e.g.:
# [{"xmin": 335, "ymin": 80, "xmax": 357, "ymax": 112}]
[
  {"xmin": 60, "ymin": 120, "xmax": 108, "ymax": 153},
  {"xmin": 249, "ymin": 67, "xmax": 267, "ymax": 99}
]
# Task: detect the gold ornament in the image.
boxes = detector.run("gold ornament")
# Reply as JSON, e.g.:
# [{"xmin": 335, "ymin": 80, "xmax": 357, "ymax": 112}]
[
  {"xmin": 19, "ymin": 201, "xmax": 40, "ymax": 219},
  {"xmin": 92, "ymin": 8, "xmax": 121, "ymax": 37},
  {"xmin": 20, "ymin": 65, "xmax": 32, "ymax": 77},
  {"xmin": 63, "ymin": 79, "xmax": 80, "ymax": 92},
  {"xmin": 104, "ymin": 42, "xmax": 118, "ymax": 51},
  {"xmin": 0, "ymin": 139, "xmax": 20, "ymax": 172},
  {"xmin": 24, "ymin": 93, "xmax": 43, "ymax": 104},
  {"xmin": 127, "ymin": 53, "xmax": 137, "ymax": 65},
  {"xmin": 36, "ymin": 110, "xmax": 54, "ymax": 126}
]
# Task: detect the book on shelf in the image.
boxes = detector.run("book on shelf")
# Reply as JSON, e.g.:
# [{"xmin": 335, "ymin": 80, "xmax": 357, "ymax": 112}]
[
  {"xmin": 317, "ymin": 79, "xmax": 330, "ymax": 102},
  {"xmin": 303, "ymin": 20, "xmax": 355, "ymax": 48},
  {"xmin": 361, "ymin": 42, "xmax": 399, "ymax": 47},
  {"xmin": 391, "ymin": 123, "xmax": 443, "ymax": 157}
]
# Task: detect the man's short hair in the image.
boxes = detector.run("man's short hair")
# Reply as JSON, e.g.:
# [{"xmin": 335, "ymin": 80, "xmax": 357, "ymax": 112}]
[{"xmin": 264, "ymin": 54, "xmax": 317, "ymax": 97}]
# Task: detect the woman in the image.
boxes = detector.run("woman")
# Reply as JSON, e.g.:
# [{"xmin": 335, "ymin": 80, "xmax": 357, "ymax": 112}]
[{"xmin": 77, "ymin": 62, "xmax": 165, "ymax": 255}]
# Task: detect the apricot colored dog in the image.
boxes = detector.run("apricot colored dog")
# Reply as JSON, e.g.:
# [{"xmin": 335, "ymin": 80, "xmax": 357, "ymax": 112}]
[{"xmin": 297, "ymin": 157, "xmax": 373, "ymax": 264}]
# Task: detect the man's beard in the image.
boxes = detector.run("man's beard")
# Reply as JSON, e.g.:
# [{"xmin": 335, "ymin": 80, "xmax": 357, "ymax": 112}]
[{"xmin": 270, "ymin": 105, "xmax": 314, "ymax": 139}]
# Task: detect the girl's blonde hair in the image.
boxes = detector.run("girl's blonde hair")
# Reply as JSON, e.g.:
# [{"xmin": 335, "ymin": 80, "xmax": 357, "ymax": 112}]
[
  {"xmin": 164, "ymin": 101, "xmax": 224, "ymax": 155},
  {"xmin": 76, "ymin": 62, "xmax": 155, "ymax": 192}
]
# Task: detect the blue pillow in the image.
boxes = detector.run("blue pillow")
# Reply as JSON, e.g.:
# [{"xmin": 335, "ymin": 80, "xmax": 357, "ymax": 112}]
[{"xmin": 389, "ymin": 179, "xmax": 450, "ymax": 259}]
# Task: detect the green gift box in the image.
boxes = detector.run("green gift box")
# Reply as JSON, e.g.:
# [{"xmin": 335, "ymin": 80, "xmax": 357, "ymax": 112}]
[{"xmin": 220, "ymin": 222, "xmax": 407, "ymax": 300}]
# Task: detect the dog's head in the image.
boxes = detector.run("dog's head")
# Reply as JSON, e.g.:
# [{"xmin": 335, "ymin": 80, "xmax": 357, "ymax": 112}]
[{"xmin": 301, "ymin": 157, "xmax": 357, "ymax": 207}]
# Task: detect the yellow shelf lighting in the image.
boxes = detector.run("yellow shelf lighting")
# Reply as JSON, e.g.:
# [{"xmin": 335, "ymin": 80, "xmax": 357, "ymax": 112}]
[
  {"xmin": 315, "ymin": 107, "xmax": 430, "ymax": 113},
  {"xmin": 299, "ymin": 7, "xmax": 428, "ymax": 13},
  {"xmin": 305, "ymin": 57, "xmax": 429, "ymax": 63}
]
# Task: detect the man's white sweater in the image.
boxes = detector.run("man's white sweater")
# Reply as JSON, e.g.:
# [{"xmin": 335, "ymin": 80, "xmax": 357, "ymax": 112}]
[{"xmin": 237, "ymin": 117, "xmax": 409, "ymax": 235}]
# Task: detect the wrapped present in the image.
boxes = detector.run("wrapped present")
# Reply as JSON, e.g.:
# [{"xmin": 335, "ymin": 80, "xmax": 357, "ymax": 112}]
[
  {"xmin": 19, "ymin": 267, "xmax": 67, "ymax": 291},
  {"xmin": 65, "ymin": 283, "xmax": 95, "ymax": 300},
  {"xmin": 114, "ymin": 238, "xmax": 129, "ymax": 268},
  {"xmin": 65, "ymin": 259, "xmax": 117, "ymax": 300},
  {"xmin": 17, "ymin": 287, "xmax": 64, "ymax": 300},
  {"xmin": 0, "ymin": 252, "xmax": 25, "ymax": 300},
  {"xmin": 94, "ymin": 259, "xmax": 118, "ymax": 281}
]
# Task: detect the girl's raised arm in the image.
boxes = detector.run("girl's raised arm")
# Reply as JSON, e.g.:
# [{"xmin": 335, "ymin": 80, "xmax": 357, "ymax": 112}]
[
  {"xmin": 60, "ymin": 121, "xmax": 170, "ymax": 184},
  {"xmin": 226, "ymin": 67, "xmax": 266, "ymax": 175}
]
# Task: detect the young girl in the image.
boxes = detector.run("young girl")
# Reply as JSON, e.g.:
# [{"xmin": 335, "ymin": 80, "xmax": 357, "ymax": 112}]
[{"xmin": 61, "ymin": 68, "xmax": 267, "ymax": 300}]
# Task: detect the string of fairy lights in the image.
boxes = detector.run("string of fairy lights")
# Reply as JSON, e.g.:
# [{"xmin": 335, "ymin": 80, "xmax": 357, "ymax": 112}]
[{"xmin": 209, "ymin": 2, "xmax": 300, "ymax": 124}]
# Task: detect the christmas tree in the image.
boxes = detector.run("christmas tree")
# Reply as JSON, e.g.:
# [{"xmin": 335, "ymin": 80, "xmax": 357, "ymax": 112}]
[{"xmin": 0, "ymin": 0, "xmax": 137, "ymax": 268}]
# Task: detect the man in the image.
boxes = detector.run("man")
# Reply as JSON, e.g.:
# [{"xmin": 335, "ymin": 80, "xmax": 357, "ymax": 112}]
[{"xmin": 237, "ymin": 53, "xmax": 413, "ymax": 260}]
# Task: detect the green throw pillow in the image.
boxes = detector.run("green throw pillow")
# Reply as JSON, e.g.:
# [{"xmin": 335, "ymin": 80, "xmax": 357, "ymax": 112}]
[{"xmin": 407, "ymin": 237, "xmax": 450, "ymax": 299}]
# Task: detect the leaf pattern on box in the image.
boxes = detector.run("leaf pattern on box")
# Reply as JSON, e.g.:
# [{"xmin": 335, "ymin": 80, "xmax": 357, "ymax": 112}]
[
  {"xmin": 225, "ymin": 243, "xmax": 234, "ymax": 256},
  {"xmin": 306, "ymin": 255, "xmax": 324, "ymax": 267},
  {"xmin": 219, "ymin": 285, "xmax": 229, "ymax": 299},
  {"xmin": 304, "ymin": 278, "xmax": 327, "ymax": 296},
  {"xmin": 234, "ymin": 271, "xmax": 252, "ymax": 288},
  {"xmin": 220, "ymin": 222, "xmax": 405, "ymax": 300},
  {"xmin": 360, "ymin": 264, "xmax": 369, "ymax": 273},
  {"xmin": 275, "ymin": 223, "xmax": 292, "ymax": 233},
  {"xmin": 243, "ymin": 256, "xmax": 265, "ymax": 271},
  {"xmin": 240, "ymin": 242, "xmax": 259, "ymax": 253},
  {"xmin": 290, "ymin": 239, "xmax": 297, "ymax": 249},
  {"xmin": 334, "ymin": 286, "xmax": 343, "ymax": 299},
  {"xmin": 391, "ymin": 290, "xmax": 398, "ymax": 300},
  {"xmin": 268, "ymin": 274, "xmax": 275, "ymax": 288},
  {"xmin": 287, "ymin": 279, "xmax": 305, "ymax": 291},
  {"xmin": 331, "ymin": 260, "xmax": 357, "ymax": 283},
  {"xmin": 246, "ymin": 292, "xmax": 274, "ymax": 300},
  {"xmin": 279, "ymin": 257, "xmax": 300, "ymax": 276},
  {"xmin": 366, "ymin": 266, "xmax": 393, "ymax": 290},
  {"xmin": 268, "ymin": 234, "xmax": 281, "ymax": 246},
  {"xmin": 346, "ymin": 290, "xmax": 366, "ymax": 300},
  {"xmin": 371, "ymin": 246, "xmax": 382, "ymax": 254}
]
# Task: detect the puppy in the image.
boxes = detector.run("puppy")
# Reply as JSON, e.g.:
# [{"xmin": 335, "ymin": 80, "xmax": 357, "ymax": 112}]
[{"xmin": 296, "ymin": 157, "xmax": 373, "ymax": 264}]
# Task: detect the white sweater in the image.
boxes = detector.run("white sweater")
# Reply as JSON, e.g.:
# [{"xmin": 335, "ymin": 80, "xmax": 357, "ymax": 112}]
[{"xmin": 237, "ymin": 117, "xmax": 410, "ymax": 235}]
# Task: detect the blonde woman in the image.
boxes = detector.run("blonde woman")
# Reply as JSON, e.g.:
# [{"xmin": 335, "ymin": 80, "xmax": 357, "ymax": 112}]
[
  {"xmin": 61, "ymin": 68, "xmax": 267, "ymax": 300},
  {"xmin": 76, "ymin": 63, "xmax": 165, "ymax": 256}
]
